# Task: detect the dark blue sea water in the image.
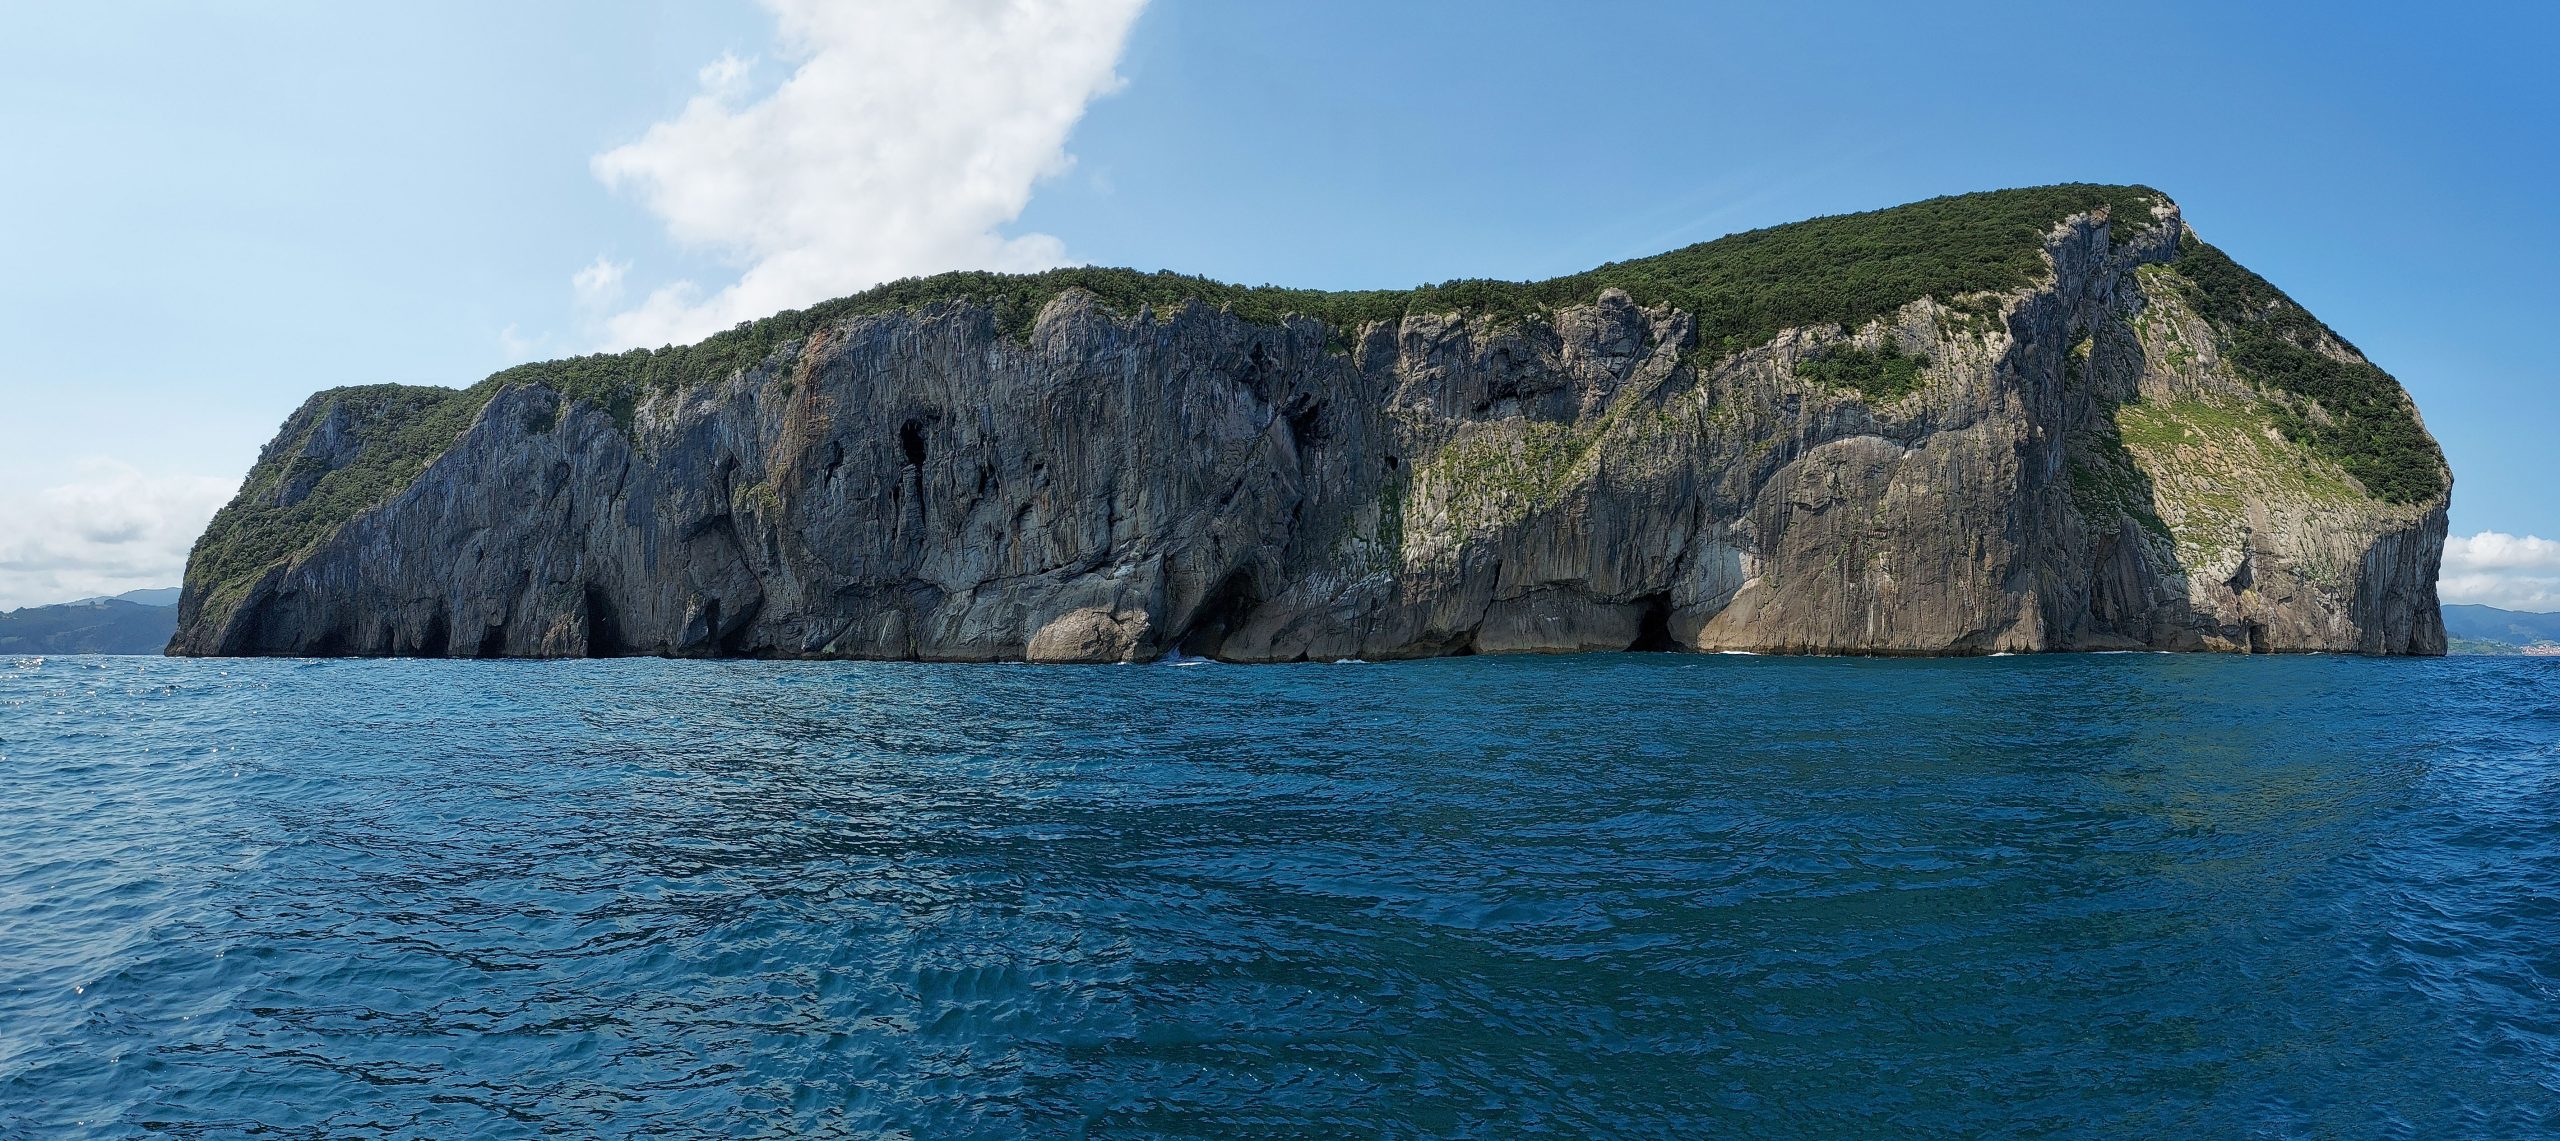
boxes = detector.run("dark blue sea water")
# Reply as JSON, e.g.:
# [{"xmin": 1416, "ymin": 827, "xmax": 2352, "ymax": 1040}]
[{"xmin": 3, "ymin": 653, "xmax": 2557, "ymax": 1138}]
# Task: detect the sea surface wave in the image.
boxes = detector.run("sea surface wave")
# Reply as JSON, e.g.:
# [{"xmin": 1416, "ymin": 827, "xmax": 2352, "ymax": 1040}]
[{"xmin": 4, "ymin": 653, "xmax": 2556, "ymax": 1137}]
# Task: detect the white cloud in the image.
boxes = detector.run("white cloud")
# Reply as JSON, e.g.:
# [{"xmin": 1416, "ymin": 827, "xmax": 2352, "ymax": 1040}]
[
  {"xmin": 2441, "ymin": 531, "xmax": 2560, "ymax": 612},
  {"xmin": 571, "ymin": 257, "xmax": 629, "ymax": 310},
  {"xmin": 0, "ymin": 460, "xmax": 236, "ymax": 611},
  {"xmin": 588, "ymin": 0, "xmax": 1148, "ymax": 349},
  {"xmin": 498, "ymin": 323, "xmax": 542, "ymax": 362}
]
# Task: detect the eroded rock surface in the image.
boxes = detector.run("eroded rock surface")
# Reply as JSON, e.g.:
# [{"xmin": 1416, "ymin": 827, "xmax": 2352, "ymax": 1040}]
[{"xmin": 172, "ymin": 200, "xmax": 2447, "ymax": 660}]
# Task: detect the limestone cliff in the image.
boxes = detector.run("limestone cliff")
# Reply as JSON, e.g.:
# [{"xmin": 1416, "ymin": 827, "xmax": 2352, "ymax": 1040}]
[{"xmin": 170, "ymin": 185, "xmax": 2449, "ymax": 660}]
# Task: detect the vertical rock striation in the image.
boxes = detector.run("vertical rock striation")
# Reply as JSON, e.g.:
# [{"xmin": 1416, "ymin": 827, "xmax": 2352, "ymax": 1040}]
[{"xmin": 172, "ymin": 186, "xmax": 2448, "ymax": 660}]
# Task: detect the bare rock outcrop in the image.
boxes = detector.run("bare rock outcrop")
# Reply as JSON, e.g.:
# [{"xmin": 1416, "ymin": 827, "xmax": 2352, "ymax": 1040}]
[{"xmin": 172, "ymin": 188, "xmax": 2448, "ymax": 660}]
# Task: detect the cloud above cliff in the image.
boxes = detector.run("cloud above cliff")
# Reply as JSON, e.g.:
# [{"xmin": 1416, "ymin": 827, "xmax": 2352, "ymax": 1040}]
[
  {"xmin": 587, "ymin": 0, "xmax": 1147, "ymax": 349},
  {"xmin": 0, "ymin": 460, "xmax": 235, "ymax": 611},
  {"xmin": 2441, "ymin": 531, "xmax": 2560, "ymax": 613}
]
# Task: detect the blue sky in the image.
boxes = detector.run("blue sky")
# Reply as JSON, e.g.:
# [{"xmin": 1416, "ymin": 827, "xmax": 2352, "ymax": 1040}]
[{"xmin": 1, "ymin": 0, "xmax": 2553, "ymax": 608}]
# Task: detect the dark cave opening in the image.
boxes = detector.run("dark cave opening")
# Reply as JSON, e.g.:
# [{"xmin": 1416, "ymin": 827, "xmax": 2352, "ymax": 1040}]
[
  {"xmin": 718, "ymin": 597, "xmax": 763, "ymax": 656},
  {"xmin": 899, "ymin": 421, "xmax": 927, "ymax": 469},
  {"xmin": 417, "ymin": 610, "xmax": 451, "ymax": 658},
  {"xmin": 308, "ymin": 624, "xmax": 350, "ymax": 658},
  {"xmin": 1282, "ymin": 394, "xmax": 1326, "ymax": 446},
  {"xmin": 583, "ymin": 585, "xmax": 624, "ymax": 658},
  {"xmin": 1179, "ymin": 571, "xmax": 1262, "ymax": 659},
  {"xmin": 1628, "ymin": 593, "xmax": 1679, "ymax": 652}
]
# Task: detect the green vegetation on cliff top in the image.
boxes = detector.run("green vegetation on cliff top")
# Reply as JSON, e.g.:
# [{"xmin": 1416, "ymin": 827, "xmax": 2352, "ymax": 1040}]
[{"xmin": 495, "ymin": 182, "xmax": 2161, "ymax": 415}]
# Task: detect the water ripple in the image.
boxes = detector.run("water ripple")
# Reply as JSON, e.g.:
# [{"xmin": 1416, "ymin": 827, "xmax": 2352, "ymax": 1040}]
[{"xmin": 2, "ymin": 653, "xmax": 2556, "ymax": 1137}]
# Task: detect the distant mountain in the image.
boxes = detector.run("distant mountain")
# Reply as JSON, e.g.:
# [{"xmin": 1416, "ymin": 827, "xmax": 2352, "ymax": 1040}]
[
  {"xmin": 0, "ymin": 594, "xmax": 179, "ymax": 655},
  {"xmin": 68, "ymin": 587, "xmax": 183, "ymax": 607},
  {"xmin": 2443, "ymin": 605, "xmax": 2560, "ymax": 649}
]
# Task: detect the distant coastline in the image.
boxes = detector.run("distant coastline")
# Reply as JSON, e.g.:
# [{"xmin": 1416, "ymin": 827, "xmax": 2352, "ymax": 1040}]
[
  {"xmin": 2444, "ymin": 604, "xmax": 2560, "ymax": 656},
  {"xmin": 0, "ymin": 589, "xmax": 178, "ymax": 655}
]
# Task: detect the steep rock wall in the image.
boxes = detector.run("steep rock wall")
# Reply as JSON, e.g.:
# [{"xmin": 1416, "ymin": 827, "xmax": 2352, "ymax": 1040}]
[{"xmin": 172, "ymin": 201, "xmax": 2448, "ymax": 660}]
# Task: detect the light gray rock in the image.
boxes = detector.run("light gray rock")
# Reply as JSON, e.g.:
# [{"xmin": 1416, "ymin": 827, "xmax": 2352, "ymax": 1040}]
[{"xmin": 1025, "ymin": 606, "xmax": 1153, "ymax": 664}]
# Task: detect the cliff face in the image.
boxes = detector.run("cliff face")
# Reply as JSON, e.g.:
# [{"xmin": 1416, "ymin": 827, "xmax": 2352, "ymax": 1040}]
[{"xmin": 172, "ymin": 187, "xmax": 2449, "ymax": 660}]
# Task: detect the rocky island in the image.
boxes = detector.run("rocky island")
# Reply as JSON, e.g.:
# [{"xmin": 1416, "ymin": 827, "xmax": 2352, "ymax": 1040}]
[{"xmin": 171, "ymin": 185, "xmax": 2449, "ymax": 661}]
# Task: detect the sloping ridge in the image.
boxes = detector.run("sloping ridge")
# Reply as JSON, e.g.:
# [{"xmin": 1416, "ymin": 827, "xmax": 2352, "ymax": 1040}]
[
  {"xmin": 172, "ymin": 184, "xmax": 2449, "ymax": 659},
  {"xmin": 2, "ymin": 598, "xmax": 179, "ymax": 656}
]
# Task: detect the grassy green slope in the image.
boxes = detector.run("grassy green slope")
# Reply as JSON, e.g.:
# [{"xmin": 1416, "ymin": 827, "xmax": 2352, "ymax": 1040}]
[
  {"xmin": 182, "ymin": 384, "xmax": 491, "ymax": 621},
  {"xmin": 2155, "ymin": 234, "xmax": 2446, "ymax": 504}
]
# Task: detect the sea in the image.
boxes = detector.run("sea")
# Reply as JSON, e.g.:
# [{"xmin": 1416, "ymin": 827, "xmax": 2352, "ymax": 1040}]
[{"xmin": 3, "ymin": 652, "xmax": 2556, "ymax": 1138}]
